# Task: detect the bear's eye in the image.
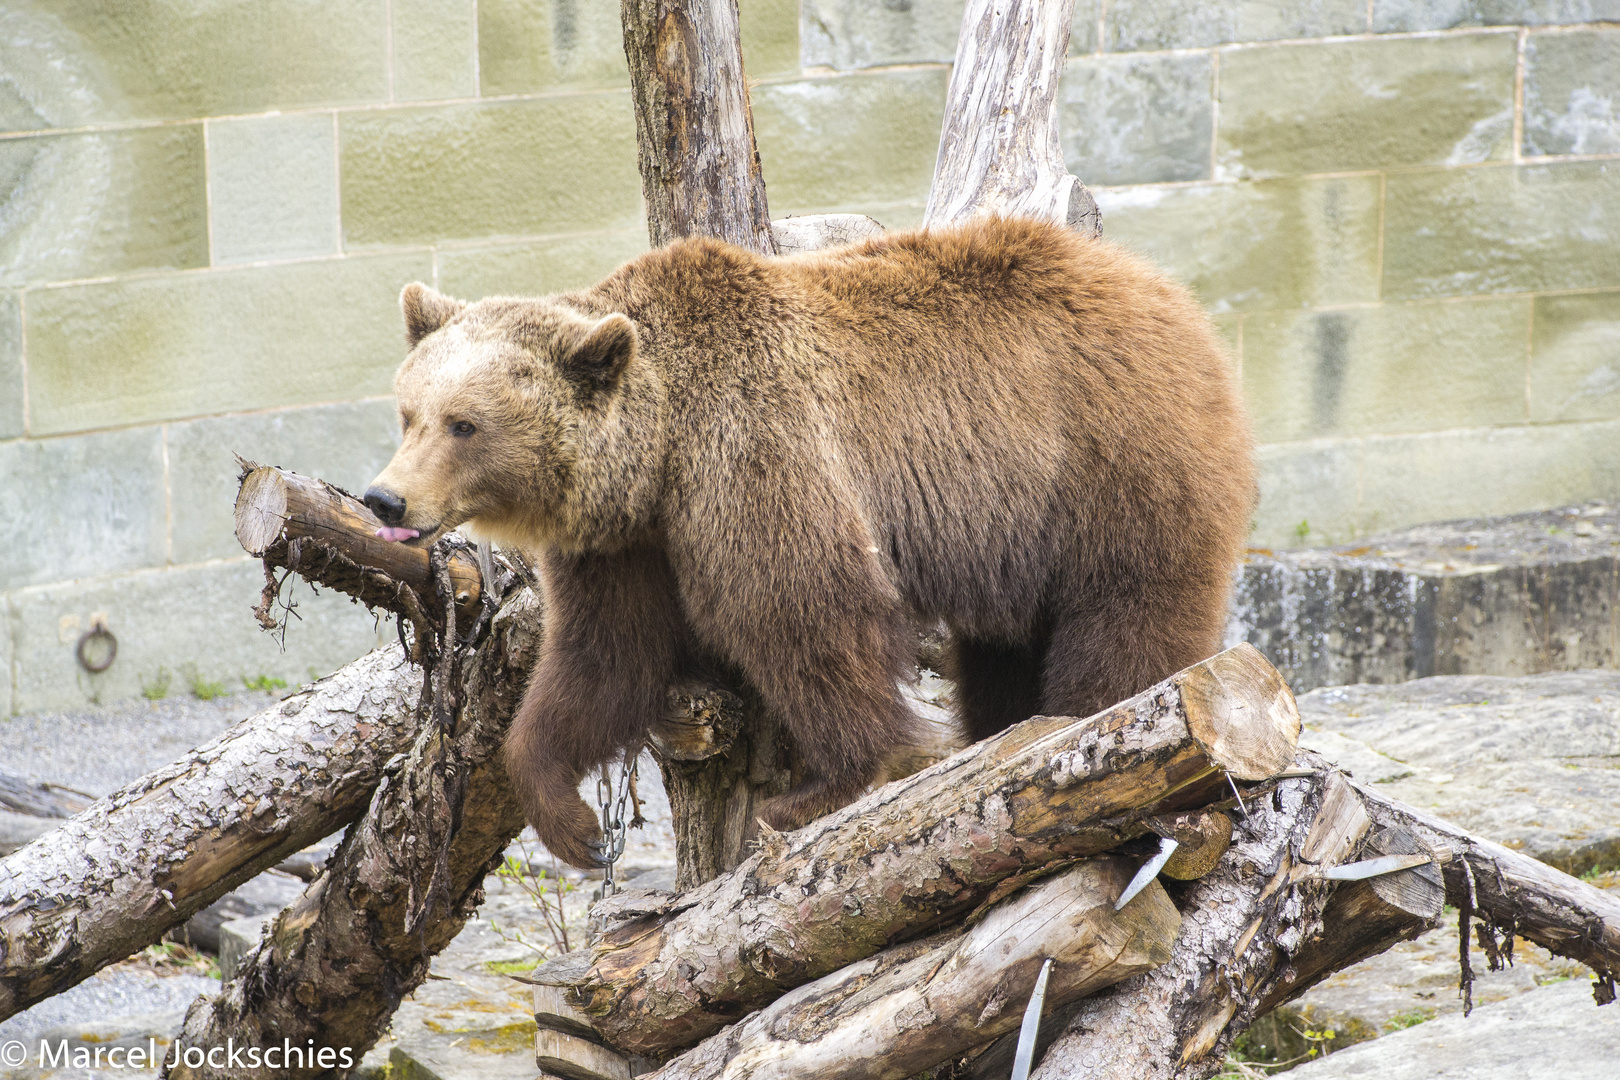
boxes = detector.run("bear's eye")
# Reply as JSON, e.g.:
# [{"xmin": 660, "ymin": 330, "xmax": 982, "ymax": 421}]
[{"xmin": 450, "ymin": 420, "xmax": 476, "ymax": 438}]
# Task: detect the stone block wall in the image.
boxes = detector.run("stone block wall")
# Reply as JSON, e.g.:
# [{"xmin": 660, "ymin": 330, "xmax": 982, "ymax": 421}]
[{"xmin": 3, "ymin": 1, "xmax": 1618, "ymax": 711}]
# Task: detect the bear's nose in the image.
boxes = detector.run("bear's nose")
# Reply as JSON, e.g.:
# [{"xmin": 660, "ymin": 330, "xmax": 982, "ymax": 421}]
[{"xmin": 364, "ymin": 487, "xmax": 407, "ymax": 525}]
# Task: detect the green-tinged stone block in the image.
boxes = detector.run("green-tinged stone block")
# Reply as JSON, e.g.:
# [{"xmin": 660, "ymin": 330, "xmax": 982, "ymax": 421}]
[
  {"xmin": 168, "ymin": 401, "xmax": 402, "ymax": 564},
  {"xmin": 23, "ymin": 0, "xmax": 387, "ymax": 124},
  {"xmin": 436, "ymin": 231, "xmax": 650, "ymax": 300},
  {"xmin": 1070, "ymin": 0, "xmax": 1101, "ymax": 55},
  {"xmin": 753, "ymin": 69, "xmax": 947, "ymax": 217},
  {"xmin": 0, "ymin": 7, "xmax": 62, "ymax": 132},
  {"xmin": 1358, "ymin": 420, "xmax": 1620, "ymax": 535},
  {"xmin": 0, "ymin": 293, "xmax": 20, "ymax": 439},
  {"xmin": 1524, "ymin": 29, "xmax": 1620, "ymax": 157},
  {"xmin": 0, "ymin": 126, "xmax": 207, "ymax": 287},
  {"xmin": 1250, "ymin": 439, "xmax": 1363, "ymax": 549},
  {"xmin": 1243, "ymin": 300, "xmax": 1530, "ymax": 443},
  {"xmin": 801, "ymin": 0, "xmax": 1099, "ymax": 70},
  {"xmin": 0, "ymin": 428, "xmax": 166, "ymax": 592},
  {"xmin": 741, "ymin": 0, "xmax": 802, "ymax": 77},
  {"xmin": 340, "ymin": 96, "xmax": 641, "ymax": 248},
  {"xmin": 3, "ymin": 560, "xmax": 394, "ymax": 713},
  {"xmin": 1217, "ymin": 34, "xmax": 1516, "ymax": 179},
  {"xmin": 801, "ymin": 0, "xmax": 964, "ymax": 70},
  {"xmin": 1060, "ymin": 52, "xmax": 1212, "ymax": 186},
  {"xmin": 208, "ymin": 113, "xmax": 338, "ymax": 265},
  {"xmin": 26, "ymin": 252, "xmax": 432, "ymax": 436},
  {"xmin": 1372, "ymin": 1, "xmax": 1620, "ymax": 33},
  {"xmin": 1097, "ymin": 175, "xmax": 1382, "ymax": 314},
  {"xmin": 1383, "ymin": 162, "xmax": 1620, "ymax": 299},
  {"xmin": 1212, "ymin": 313, "xmax": 1243, "ymax": 370},
  {"xmin": 477, "ymin": 0, "xmax": 628, "ymax": 95},
  {"xmin": 1531, "ymin": 292, "xmax": 1620, "ymax": 422},
  {"xmin": 1105, "ymin": 0, "xmax": 1365, "ymax": 51},
  {"xmin": 393, "ymin": 0, "xmax": 478, "ymax": 101}
]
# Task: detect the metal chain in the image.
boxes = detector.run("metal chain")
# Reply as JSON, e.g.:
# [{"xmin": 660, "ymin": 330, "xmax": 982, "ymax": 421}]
[{"xmin": 596, "ymin": 750, "xmax": 640, "ymax": 897}]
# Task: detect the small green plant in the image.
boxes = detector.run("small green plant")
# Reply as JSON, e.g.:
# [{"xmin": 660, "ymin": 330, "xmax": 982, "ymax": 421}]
[
  {"xmin": 488, "ymin": 841, "xmax": 580, "ymax": 962},
  {"xmin": 183, "ymin": 664, "xmax": 226, "ymax": 701},
  {"xmin": 141, "ymin": 940, "xmax": 218, "ymax": 979},
  {"xmin": 1383, "ymin": 1007, "xmax": 1435, "ymax": 1032},
  {"xmin": 243, "ymin": 674, "xmax": 288, "ymax": 694},
  {"xmin": 141, "ymin": 667, "xmax": 172, "ymax": 701},
  {"xmin": 1294, "ymin": 519, "xmax": 1311, "ymax": 542}
]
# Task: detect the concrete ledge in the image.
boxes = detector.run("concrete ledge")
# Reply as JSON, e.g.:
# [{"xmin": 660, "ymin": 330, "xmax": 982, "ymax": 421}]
[{"xmin": 1230, "ymin": 501, "xmax": 1619, "ymax": 693}]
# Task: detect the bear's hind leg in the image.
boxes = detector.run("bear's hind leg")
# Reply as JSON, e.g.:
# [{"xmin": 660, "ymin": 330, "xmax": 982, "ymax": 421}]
[
  {"xmin": 504, "ymin": 547, "xmax": 685, "ymax": 869},
  {"xmin": 946, "ymin": 635, "xmax": 1046, "ymax": 743},
  {"xmin": 1040, "ymin": 573, "xmax": 1228, "ymax": 720},
  {"xmin": 747, "ymin": 620, "xmax": 920, "ymax": 834}
]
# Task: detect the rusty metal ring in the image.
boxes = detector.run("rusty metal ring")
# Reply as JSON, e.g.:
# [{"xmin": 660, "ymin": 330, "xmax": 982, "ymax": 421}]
[{"xmin": 76, "ymin": 625, "xmax": 118, "ymax": 673}]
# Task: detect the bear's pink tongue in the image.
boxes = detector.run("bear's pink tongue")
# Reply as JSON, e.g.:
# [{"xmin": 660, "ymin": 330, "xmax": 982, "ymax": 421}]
[{"xmin": 375, "ymin": 526, "xmax": 420, "ymax": 543}]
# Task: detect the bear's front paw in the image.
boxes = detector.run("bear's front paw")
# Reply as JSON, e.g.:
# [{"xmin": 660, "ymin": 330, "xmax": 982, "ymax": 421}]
[{"xmin": 535, "ymin": 792, "xmax": 609, "ymax": 871}]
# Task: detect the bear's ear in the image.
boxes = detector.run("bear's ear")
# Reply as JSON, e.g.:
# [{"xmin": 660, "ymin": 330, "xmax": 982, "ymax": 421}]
[
  {"xmin": 558, "ymin": 314, "xmax": 637, "ymax": 393},
  {"xmin": 401, "ymin": 283, "xmax": 466, "ymax": 347}
]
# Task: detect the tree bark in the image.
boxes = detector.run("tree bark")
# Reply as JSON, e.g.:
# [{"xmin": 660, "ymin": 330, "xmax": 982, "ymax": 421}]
[
  {"xmin": 620, "ymin": 0, "xmax": 776, "ymax": 254},
  {"xmin": 924, "ymin": 0, "xmax": 1101, "ymax": 234},
  {"xmin": 0, "ymin": 647, "xmax": 420, "ymax": 1023},
  {"xmin": 163, "ymin": 589, "xmax": 540, "ymax": 1080},
  {"xmin": 645, "ymin": 857, "xmax": 1181, "ymax": 1080},
  {"xmin": 534, "ymin": 645, "xmax": 1301, "ymax": 1058}
]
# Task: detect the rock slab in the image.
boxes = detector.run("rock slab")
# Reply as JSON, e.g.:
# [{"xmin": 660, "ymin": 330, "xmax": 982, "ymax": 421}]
[
  {"xmin": 1231, "ymin": 501, "xmax": 1620, "ymax": 693},
  {"xmin": 1286, "ymin": 977, "xmax": 1620, "ymax": 1079}
]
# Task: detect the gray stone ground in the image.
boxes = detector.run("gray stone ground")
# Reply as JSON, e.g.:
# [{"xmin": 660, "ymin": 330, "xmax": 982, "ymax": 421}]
[
  {"xmin": 1285, "ymin": 977, "xmax": 1620, "ymax": 1079},
  {"xmin": 0, "ymin": 689, "xmax": 272, "ymax": 797}
]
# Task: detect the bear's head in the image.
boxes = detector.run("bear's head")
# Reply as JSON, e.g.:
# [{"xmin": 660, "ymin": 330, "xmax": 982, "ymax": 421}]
[{"xmin": 364, "ymin": 283, "xmax": 663, "ymax": 553}]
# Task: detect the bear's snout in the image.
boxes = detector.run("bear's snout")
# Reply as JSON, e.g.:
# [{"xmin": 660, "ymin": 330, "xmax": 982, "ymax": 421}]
[{"xmin": 364, "ymin": 487, "xmax": 408, "ymax": 526}]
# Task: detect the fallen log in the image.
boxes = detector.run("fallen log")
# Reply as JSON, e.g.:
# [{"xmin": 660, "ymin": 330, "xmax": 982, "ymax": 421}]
[
  {"xmin": 1358, "ymin": 781, "xmax": 1620, "ymax": 1007},
  {"xmin": 164, "ymin": 588, "xmax": 540, "ymax": 1080},
  {"xmin": 1025, "ymin": 761, "xmax": 1620, "ymax": 1079},
  {"xmin": 534, "ymin": 644, "xmax": 1300, "ymax": 1057},
  {"xmin": 0, "ymin": 646, "xmax": 420, "ymax": 1023},
  {"xmin": 646, "ymin": 857, "xmax": 1180, "ymax": 1080},
  {"xmin": 0, "ymin": 771, "xmax": 93, "ymax": 819}
]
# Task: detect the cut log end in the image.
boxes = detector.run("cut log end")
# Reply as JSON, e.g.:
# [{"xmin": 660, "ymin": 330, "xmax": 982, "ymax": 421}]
[
  {"xmin": 233, "ymin": 465, "xmax": 291, "ymax": 556},
  {"xmin": 1178, "ymin": 643, "xmax": 1301, "ymax": 781}
]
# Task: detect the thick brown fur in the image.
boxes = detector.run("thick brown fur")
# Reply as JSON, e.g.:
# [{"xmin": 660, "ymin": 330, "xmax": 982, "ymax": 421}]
[{"xmin": 366, "ymin": 217, "xmax": 1255, "ymax": 869}]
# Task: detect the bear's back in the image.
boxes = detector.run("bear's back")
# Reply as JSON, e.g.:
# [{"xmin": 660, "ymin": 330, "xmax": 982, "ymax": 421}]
[{"xmin": 583, "ymin": 217, "xmax": 1250, "ymax": 632}]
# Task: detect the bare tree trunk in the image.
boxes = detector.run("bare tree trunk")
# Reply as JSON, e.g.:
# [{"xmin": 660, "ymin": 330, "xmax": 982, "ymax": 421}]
[
  {"xmin": 645, "ymin": 857, "xmax": 1180, "ymax": 1080},
  {"xmin": 618, "ymin": 0, "xmax": 796, "ymax": 891},
  {"xmin": 0, "ymin": 647, "xmax": 420, "ymax": 1023},
  {"xmin": 620, "ymin": 0, "xmax": 776, "ymax": 254},
  {"xmin": 924, "ymin": 0, "xmax": 1101, "ymax": 234},
  {"xmin": 535, "ymin": 645, "xmax": 1301, "ymax": 1058}
]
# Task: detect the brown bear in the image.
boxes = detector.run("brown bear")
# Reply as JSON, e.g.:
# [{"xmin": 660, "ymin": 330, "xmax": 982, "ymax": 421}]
[{"xmin": 364, "ymin": 216, "xmax": 1254, "ymax": 870}]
